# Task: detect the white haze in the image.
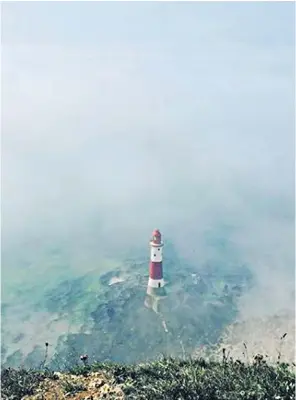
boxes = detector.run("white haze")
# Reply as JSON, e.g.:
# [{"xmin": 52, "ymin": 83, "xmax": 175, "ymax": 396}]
[{"xmin": 1, "ymin": 2, "xmax": 295, "ymax": 325}]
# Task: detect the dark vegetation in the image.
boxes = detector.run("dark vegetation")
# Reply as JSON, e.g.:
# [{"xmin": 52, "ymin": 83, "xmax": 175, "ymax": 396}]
[
  {"xmin": 1, "ymin": 367, "xmax": 57, "ymax": 400},
  {"xmin": 1, "ymin": 355, "xmax": 295, "ymax": 400}
]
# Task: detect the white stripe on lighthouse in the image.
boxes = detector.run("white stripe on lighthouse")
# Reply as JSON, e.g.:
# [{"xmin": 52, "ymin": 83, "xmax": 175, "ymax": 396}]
[{"xmin": 150, "ymin": 246, "xmax": 163, "ymax": 263}]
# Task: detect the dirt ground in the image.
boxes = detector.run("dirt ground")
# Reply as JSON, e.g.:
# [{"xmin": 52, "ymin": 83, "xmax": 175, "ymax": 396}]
[{"xmin": 22, "ymin": 371, "xmax": 125, "ymax": 400}]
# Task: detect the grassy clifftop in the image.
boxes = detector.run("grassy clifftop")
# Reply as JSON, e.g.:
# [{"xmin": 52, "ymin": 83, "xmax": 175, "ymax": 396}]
[{"xmin": 2, "ymin": 355, "xmax": 295, "ymax": 400}]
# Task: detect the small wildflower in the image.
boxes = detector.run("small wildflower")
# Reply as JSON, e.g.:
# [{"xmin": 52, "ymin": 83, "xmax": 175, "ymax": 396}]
[{"xmin": 80, "ymin": 354, "xmax": 88, "ymax": 366}]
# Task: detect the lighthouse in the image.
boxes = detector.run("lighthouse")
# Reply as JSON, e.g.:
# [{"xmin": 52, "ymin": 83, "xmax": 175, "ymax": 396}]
[{"xmin": 145, "ymin": 230, "xmax": 166, "ymax": 310}]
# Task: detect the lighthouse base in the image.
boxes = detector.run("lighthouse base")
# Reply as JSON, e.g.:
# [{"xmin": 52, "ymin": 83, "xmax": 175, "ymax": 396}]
[{"xmin": 148, "ymin": 277, "xmax": 165, "ymax": 288}]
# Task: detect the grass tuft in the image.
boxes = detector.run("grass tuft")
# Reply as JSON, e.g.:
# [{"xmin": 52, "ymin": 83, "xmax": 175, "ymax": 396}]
[
  {"xmin": 1, "ymin": 367, "xmax": 57, "ymax": 400},
  {"xmin": 1, "ymin": 355, "xmax": 295, "ymax": 400}
]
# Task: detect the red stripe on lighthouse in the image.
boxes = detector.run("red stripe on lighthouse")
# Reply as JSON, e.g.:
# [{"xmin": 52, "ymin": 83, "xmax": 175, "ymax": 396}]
[{"xmin": 149, "ymin": 261, "xmax": 163, "ymax": 280}]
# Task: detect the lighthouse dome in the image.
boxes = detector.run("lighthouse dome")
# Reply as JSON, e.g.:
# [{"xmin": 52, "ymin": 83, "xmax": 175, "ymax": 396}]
[
  {"xmin": 152, "ymin": 229, "xmax": 161, "ymax": 237},
  {"xmin": 151, "ymin": 229, "xmax": 162, "ymax": 245}
]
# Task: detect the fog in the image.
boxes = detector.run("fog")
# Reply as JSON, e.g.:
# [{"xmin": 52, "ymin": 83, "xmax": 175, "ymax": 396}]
[{"xmin": 1, "ymin": 0, "xmax": 295, "ymax": 330}]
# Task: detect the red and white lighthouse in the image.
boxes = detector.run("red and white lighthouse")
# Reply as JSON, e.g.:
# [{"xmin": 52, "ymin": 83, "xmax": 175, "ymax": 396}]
[{"xmin": 146, "ymin": 229, "xmax": 166, "ymax": 299}]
